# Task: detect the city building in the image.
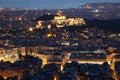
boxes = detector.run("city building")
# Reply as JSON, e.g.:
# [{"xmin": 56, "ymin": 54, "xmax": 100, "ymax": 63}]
[{"xmin": 36, "ymin": 14, "xmax": 86, "ymax": 29}]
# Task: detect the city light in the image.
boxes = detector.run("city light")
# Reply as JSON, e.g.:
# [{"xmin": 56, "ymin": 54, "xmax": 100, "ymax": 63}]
[
  {"xmin": 29, "ymin": 27, "xmax": 33, "ymax": 32},
  {"xmin": 0, "ymin": 2, "xmax": 120, "ymax": 80}
]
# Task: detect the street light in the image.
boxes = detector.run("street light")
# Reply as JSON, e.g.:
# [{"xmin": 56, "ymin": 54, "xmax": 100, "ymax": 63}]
[{"xmin": 29, "ymin": 27, "xmax": 33, "ymax": 32}]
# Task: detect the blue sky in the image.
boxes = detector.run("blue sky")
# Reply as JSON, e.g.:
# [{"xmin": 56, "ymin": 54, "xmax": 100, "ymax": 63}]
[{"xmin": 0, "ymin": 0, "xmax": 120, "ymax": 9}]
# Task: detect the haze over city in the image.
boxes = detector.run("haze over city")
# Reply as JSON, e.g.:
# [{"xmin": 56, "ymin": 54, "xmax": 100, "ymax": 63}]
[{"xmin": 0, "ymin": 0, "xmax": 120, "ymax": 9}]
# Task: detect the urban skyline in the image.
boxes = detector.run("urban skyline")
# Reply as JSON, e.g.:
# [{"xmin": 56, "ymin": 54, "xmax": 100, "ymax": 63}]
[
  {"xmin": 0, "ymin": 1, "xmax": 120, "ymax": 80},
  {"xmin": 0, "ymin": 0, "xmax": 120, "ymax": 9}
]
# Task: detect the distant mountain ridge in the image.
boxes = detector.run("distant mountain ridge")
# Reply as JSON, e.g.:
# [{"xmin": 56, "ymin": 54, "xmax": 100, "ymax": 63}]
[
  {"xmin": 0, "ymin": 2, "xmax": 120, "ymax": 20},
  {"xmin": 0, "ymin": 2, "xmax": 120, "ymax": 10},
  {"xmin": 80, "ymin": 2, "xmax": 120, "ymax": 9}
]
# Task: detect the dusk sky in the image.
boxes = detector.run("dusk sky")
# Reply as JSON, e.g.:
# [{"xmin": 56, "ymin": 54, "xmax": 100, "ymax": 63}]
[{"xmin": 0, "ymin": 0, "xmax": 120, "ymax": 9}]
